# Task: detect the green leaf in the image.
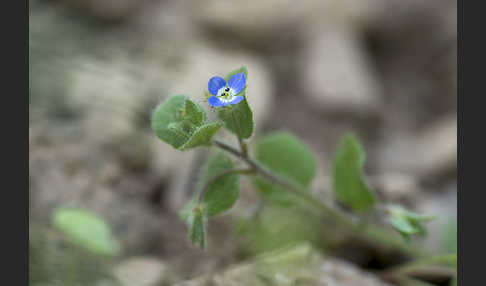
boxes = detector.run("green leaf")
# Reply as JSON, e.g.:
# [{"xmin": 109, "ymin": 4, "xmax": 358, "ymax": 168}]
[
  {"xmin": 52, "ymin": 208, "xmax": 120, "ymax": 256},
  {"xmin": 152, "ymin": 95, "xmax": 220, "ymax": 150},
  {"xmin": 389, "ymin": 205, "xmax": 435, "ymax": 241},
  {"xmin": 188, "ymin": 205, "xmax": 206, "ymax": 249},
  {"xmin": 252, "ymin": 131, "xmax": 316, "ymax": 204},
  {"xmin": 216, "ymin": 97, "xmax": 253, "ymax": 139},
  {"xmin": 180, "ymin": 122, "xmax": 222, "ymax": 150},
  {"xmin": 332, "ymin": 134, "xmax": 376, "ymax": 213},
  {"xmin": 215, "ymin": 67, "xmax": 253, "ymax": 139},
  {"xmin": 152, "ymin": 95, "xmax": 188, "ymax": 148},
  {"xmin": 180, "ymin": 152, "xmax": 240, "ymax": 248},
  {"xmin": 184, "ymin": 98, "xmax": 205, "ymax": 126},
  {"xmin": 198, "ymin": 152, "xmax": 240, "ymax": 216}
]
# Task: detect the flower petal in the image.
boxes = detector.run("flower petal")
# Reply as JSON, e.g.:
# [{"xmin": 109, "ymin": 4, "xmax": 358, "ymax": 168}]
[
  {"xmin": 208, "ymin": 76, "xmax": 226, "ymax": 95},
  {"xmin": 208, "ymin": 96, "xmax": 227, "ymax": 107},
  {"xmin": 228, "ymin": 73, "xmax": 246, "ymax": 94},
  {"xmin": 228, "ymin": 95, "xmax": 244, "ymax": 105}
]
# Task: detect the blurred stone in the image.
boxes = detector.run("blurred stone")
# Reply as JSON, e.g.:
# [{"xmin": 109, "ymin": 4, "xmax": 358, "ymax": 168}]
[
  {"xmin": 174, "ymin": 243, "xmax": 391, "ymax": 286},
  {"xmin": 63, "ymin": 0, "xmax": 152, "ymax": 21},
  {"xmin": 68, "ymin": 55, "xmax": 157, "ymax": 144},
  {"xmin": 29, "ymin": 125, "xmax": 166, "ymax": 255},
  {"xmin": 318, "ymin": 259, "xmax": 392, "ymax": 286},
  {"xmin": 378, "ymin": 115, "xmax": 456, "ymax": 180},
  {"xmin": 415, "ymin": 116, "xmax": 457, "ymax": 178},
  {"xmin": 113, "ymin": 257, "xmax": 169, "ymax": 286},
  {"xmin": 159, "ymin": 148, "xmax": 201, "ymax": 212},
  {"xmin": 365, "ymin": 0, "xmax": 456, "ymax": 127},
  {"xmin": 300, "ymin": 26, "xmax": 383, "ymax": 114},
  {"xmin": 370, "ymin": 173, "xmax": 419, "ymax": 202},
  {"xmin": 190, "ymin": 0, "xmax": 382, "ymax": 40}
]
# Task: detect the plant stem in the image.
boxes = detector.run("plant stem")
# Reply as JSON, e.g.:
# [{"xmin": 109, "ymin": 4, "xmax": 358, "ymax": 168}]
[
  {"xmin": 212, "ymin": 139, "xmax": 355, "ymax": 229},
  {"xmin": 198, "ymin": 168, "xmax": 254, "ymax": 203},
  {"xmin": 212, "ymin": 139, "xmax": 423, "ymax": 257}
]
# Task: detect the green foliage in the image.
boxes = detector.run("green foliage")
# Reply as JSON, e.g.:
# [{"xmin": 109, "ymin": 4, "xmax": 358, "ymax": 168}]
[
  {"xmin": 238, "ymin": 205, "xmax": 325, "ymax": 254},
  {"xmin": 198, "ymin": 152, "xmax": 240, "ymax": 217},
  {"xmin": 180, "ymin": 152, "xmax": 240, "ymax": 249},
  {"xmin": 52, "ymin": 208, "xmax": 119, "ymax": 256},
  {"xmin": 184, "ymin": 98, "xmax": 205, "ymax": 125},
  {"xmin": 332, "ymin": 134, "xmax": 376, "ymax": 213},
  {"xmin": 180, "ymin": 123, "xmax": 222, "ymax": 150},
  {"xmin": 388, "ymin": 205, "xmax": 435, "ymax": 241},
  {"xmin": 217, "ymin": 98, "xmax": 254, "ymax": 139},
  {"xmin": 217, "ymin": 67, "xmax": 253, "ymax": 139},
  {"xmin": 150, "ymin": 67, "xmax": 437, "ymax": 255},
  {"xmin": 189, "ymin": 205, "xmax": 206, "ymax": 249},
  {"xmin": 253, "ymin": 131, "xmax": 316, "ymax": 204},
  {"xmin": 30, "ymin": 223, "xmax": 115, "ymax": 285},
  {"xmin": 152, "ymin": 95, "xmax": 221, "ymax": 150}
]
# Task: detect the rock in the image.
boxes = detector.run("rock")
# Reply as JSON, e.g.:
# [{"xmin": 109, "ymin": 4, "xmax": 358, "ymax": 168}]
[
  {"xmin": 415, "ymin": 116, "xmax": 457, "ymax": 178},
  {"xmin": 113, "ymin": 257, "xmax": 169, "ymax": 286},
  {"xmin": 377, "ymin": 115, "xmax": 456, "ymax": 180},
  {"xmin": 159, "ymin": 149, "xmax": 201, "ymax": 212},
  {"xmin": 68, "ymin": 55, "xmax": 160, "ymax": 145},
  {"xmin": 29, "ymin": 124, "xmax": 168, "ymax": 255},
  {"xmin": 190, "ymin": 0, "xmax": 382, "ymax": 40},
  {"xmin": 62, "ymin": 0, "xmax": 152, "ymax": 21},
  {"xmin": 365, "ymin": 0, "xmax": 456, "ymax": 127},
  {"xmin": 174, "ymin": 243, "xmax": 391, "ymax": 286},
  {"xmin": 370, "ymin": 173, "xmax": 420, "ymax": 202},
  {"xmin": 300, "ymin": 26, "xmax": 383, "ymax": 114},
  {"xmin": 318, "ymin": 259, "xmax": 392, "ymax": 286}
]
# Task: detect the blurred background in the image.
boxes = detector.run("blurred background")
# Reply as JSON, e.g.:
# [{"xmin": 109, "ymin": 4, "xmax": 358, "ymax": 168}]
[{"xmin": 29, "ymin": 0, "xmax": 457, "ymax": 285}]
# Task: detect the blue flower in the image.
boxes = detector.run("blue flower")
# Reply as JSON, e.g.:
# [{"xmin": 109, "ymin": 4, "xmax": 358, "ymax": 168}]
[{"xmin": 207, "ymin": 73, "xmax": 246, "ymax": 107}]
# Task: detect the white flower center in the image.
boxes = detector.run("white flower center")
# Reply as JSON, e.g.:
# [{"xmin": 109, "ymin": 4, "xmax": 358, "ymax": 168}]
[{"xmin": 217, "ymin": 87, "xmax": 236, "ymax": 102}]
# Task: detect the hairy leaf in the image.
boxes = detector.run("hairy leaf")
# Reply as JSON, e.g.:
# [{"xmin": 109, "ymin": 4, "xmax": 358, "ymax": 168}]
[
  {"xmin": 217, "ymin": 97, "xmax": 253, "ymax": 139},
  {"xmin": 253, "ymin": 131, "xmax": 316, "ymax": 204},
  {"xmin": 180, "ymin": 122, "xmax": 222, "ymax": 150},
  {"xmin": 198, "ymin": 152, "xmax": 240, "ymax": 216},
  {"xmin": 152, "ymin": 95, "xmax": 220, "ymax": 150},
  {"xmin": 216, "ymin": 67, "xmax": 253, "ymax": 139}
]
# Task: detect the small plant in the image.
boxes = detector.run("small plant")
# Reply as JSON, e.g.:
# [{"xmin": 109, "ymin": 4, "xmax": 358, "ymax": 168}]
[
  {"xmin": 52, "ymin": 207, "xmax": 120, "ymax": 256},
  {"xmin": 151, "ymin": 67, "xmax": 455, "ymax": 284},
  {"xmin": 50, "ymin": 208, "xmax": 119, "ymax": 285}
]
